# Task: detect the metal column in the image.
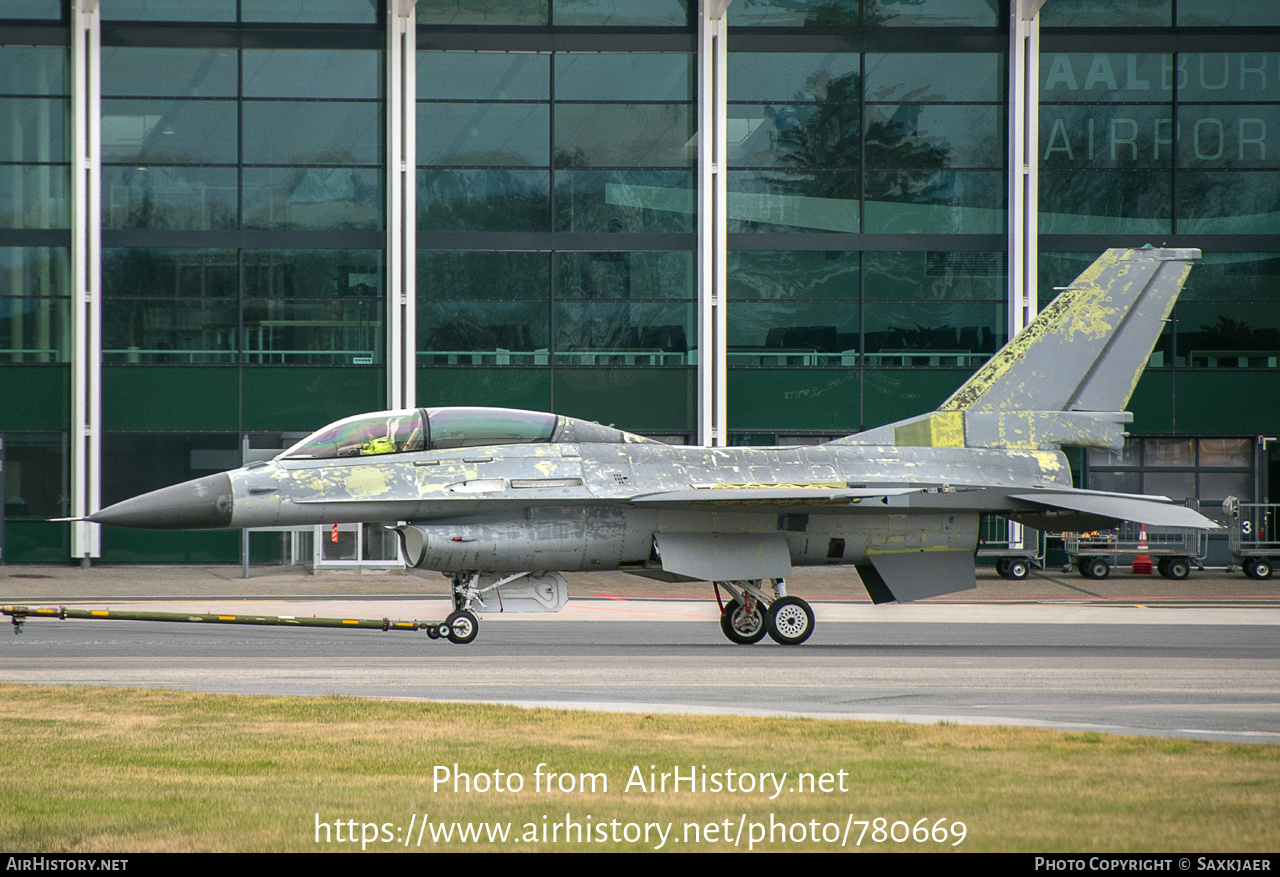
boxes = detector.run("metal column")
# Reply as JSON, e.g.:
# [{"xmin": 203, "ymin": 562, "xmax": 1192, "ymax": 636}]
[
  {"xmin": 698, "ymin": 0, "xmax": 730, "ymax": 447},
  {"xmin": 70, "ymin": 0, "xmax": 101, "ymax": 562},
  {"xmin": 386, "ymin": 0, "xmax": 418, "ymax": 411},
  {"xmin": 1008, "ymin": 0, "xmax": 1044, "ymax": 337}
]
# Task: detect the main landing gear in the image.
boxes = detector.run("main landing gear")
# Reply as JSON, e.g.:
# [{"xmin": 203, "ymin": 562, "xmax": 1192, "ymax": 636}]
[{"xmin": 714, "ymin": 579, "xmax": 815, "ymax": 646}]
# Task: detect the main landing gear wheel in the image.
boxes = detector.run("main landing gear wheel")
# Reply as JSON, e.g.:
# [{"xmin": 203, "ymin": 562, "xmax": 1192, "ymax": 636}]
[
  {"xmin": 766, "ymin": 596, "xmax": 815, "ymax": 645},
  {"xmin": 720, "ymin": 598, "xmax": 767, "ymax": 645},
  {"xmin": 444, "ymin": 609, "xmax": 478, "ymax": 645}
]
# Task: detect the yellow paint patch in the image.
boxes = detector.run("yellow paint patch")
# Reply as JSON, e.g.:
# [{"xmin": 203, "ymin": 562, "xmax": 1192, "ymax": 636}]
[
  {"xmin": 342, "ymin": 466, "xmax": 394, "ymax": 498},
  {"xmin": 894, "ymin": 412, "xmax": 964, "ymax": 448}
]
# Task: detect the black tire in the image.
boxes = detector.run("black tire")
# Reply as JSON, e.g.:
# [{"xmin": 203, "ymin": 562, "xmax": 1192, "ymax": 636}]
[
  {"xmin": 425, "ymin": 624, "xmax": 441, "ymax": 640},
  {"xmin": 1164, "ymin": 558, "xmax": 1190, "ymax": 580},
  {"xmin": 1007, "ymin": 559, "xmax": 1030, "ymax": 580},
  {"xmin": 995, "ymin": 558, "xmax": 1012, "ymax": 577},
  {"xmin": 766, "ymin": 596, "xmax": 815, "ymax": 646},
  {"xmin": 720, "ymin": 598, "xmax": 766, "ymax": 645},
  {"xmin": 1085, "ymin": 558, "xmax": 1110, "ymax": 579},
  {"xmin": 445, "ymin": 609, "xmax": 478, "ymax": 645},
  {"xmin": 1242, "ymin": 560, "xmax": 1257, "ymax": 579},
  {"xmin": 1253, "ymin": 558, "xmax": 1274, "ymax": 580}
]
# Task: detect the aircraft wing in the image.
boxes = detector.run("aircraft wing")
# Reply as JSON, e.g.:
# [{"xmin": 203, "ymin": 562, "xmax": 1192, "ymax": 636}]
[
  {"xmin": 1006, "ymin": 491, "xmax": 1219, "ymax": 531},
  {"xmin": 629, "ymin": 486, "xmax": 922, "ymax": 508}
]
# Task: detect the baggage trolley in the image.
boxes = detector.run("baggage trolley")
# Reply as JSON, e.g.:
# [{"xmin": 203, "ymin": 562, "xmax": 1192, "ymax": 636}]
[
  {"xmin": 1061, "ymin": 500, "xmax": 1208, "ymax": 580},
  {"xmin": 1223, "ymin": 497, "xmax": 1279, "ymax": 580},
  {"xmin": 976, "ymin": 515, "xmax": 1045, "ymax": 580}
]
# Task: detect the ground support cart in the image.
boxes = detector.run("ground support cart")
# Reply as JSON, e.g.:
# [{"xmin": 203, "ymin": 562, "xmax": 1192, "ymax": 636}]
[
  {"xmin": 976, "ymin": 515, "xmax": 1045, "ymax": 580},
  {"xmin": 1223, "ymin": 498, "xmax": 1278, "ymax": 580},
  {"xmin": 1061, "ymin": 503, "xmax": 1208, "ymax": 580}
]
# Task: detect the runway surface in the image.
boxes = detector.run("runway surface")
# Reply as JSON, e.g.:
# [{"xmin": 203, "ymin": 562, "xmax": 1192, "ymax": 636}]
[{"xmin": 2, "ymin": 593, "xmax": 1278, "ymax": 744}]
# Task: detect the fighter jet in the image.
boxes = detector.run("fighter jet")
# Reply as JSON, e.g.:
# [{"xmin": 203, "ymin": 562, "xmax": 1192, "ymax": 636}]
[{"xmin": 86, "ymin": 247, "xmax": 1216, "ymax": 646}]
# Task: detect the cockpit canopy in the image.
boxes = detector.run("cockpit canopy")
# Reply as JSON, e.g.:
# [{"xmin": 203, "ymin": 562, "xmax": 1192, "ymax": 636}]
[{"xmin": 278, "ymin": 407, "xmax": 647, "ymax": 460}]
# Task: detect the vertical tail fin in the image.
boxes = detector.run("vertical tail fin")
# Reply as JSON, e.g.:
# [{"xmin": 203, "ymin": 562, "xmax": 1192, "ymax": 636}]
[{"xmin": 833, "ymin": 247, "xmax": 1200, "ymax": 450}]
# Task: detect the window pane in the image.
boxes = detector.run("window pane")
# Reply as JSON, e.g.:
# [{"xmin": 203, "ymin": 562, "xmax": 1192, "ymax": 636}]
[
  {"xmin": 728, "ymin": 53, "xmax": 859, "ymax": 104},
  {"xmin": 1040, "ymin": 106, "xmax": 1174, "ymax": 170},
  {"xmin": 728, "ymin": 301, "xmax": 859, "ymax": 366},
  {"xmin": 0, "ymin": 47, "xmax": 68, "ymax": 96},
  {"xmin": 0, "ymin": 166, "xmax": 69, "ymax": 229},
  {"xmin": 866, "ymin": 104, "xmax": 1002, "ymax": 169},
  {"xmin": 416, "ymin": 0, "xmax": 547, "ymax": 25},
  {"xmin": 244, "ymin": 250, "xmax": 383, "ymax": 300},
  {"xmin": 1179, "ymin": 2, "xmax": 1280, "ymax": 26},
  {"xmin": 864, "ymin": 251, "xmax": 1005, "ymax": 301},
  {"xmin": 102, "ymin": 0, "xmax": 236, "ymax": 21},
  {"xmin": 1041, "ymin": 0, "xmax": 1171, "ymax": 27},
  {"xmin": 553, "ymin": 0, "xmax": 688, "ymax": 26},
  {"xmin": 417, "ymin": 52, "xmax": 550, "ymax": 101},
  {"xmin": 102, "ymin": 48, "xmax": 237, "ymax": 98},
  {"xmin": 3, "ymin": 433, "xmax": 68, "ymax": 520},
  {"xmin": 554, "ymin": 170, "xmax": 694, "ymax": 232},
  {"xmin": 243, "ymin": 299, "xmax": 384, "ymax": 365},
  {"xmin": 1177, "ymin": 302, "xmax": 1280, "ymax": 368},
  {"xmin": 555, "ymin": 54, "xmax": 691, "ymax": 102},
  {"xmin": 1146, "ymin": 438, "xmax": 1195, "ymax": 467},
  {"xmin": 728, "ymin": 0, "xmax": 857, "ymax": 27},
  {"xmin": 555, "ymin": 104, "xmax": 695, "ymax": 167},
  {"xmin": 729, "ymin": 104, "xmax": 860, "ymax": 170},
  {"xmin": 241, "ymin": 0, "xmax": 377, "ymax": 23},
  {"xmin": 1199, "ymin": 438, "xmax": 1251, "ymax": 468},
  {"xmin": 418, "ymin": 169, "xmax": 550, "ymax": 231},
  {"xmin": 554, "ymin": 301, "xmax": 692, "ymax": 364},
  {"xmin": 243, "ymin": 101, "xmax": 381, "ymax": 165},
  {"xmin": 418, "ymin": 251, "xmax": 550, "ymax": 301},
  {"xmin": 866, "ymin": 0, "xmax": 998, "ymax": 27},
  {"xmin": 0, "ymin": 298, "xmax": 70, "ymax": 361},
  {"xmin": 1176, "ymin": 172, "xmax": 1280, "ymax": 235},
  {"xmin": 865, "ymin": 54, "xmax": 1002, "ymax": 103},
  {"xmin": 103, "ymin": 299, "xmax": 238, "ymax": 364},
  {"xmin": 417, "ymin": 103, "xmax": 549, "ymax": 166},
  {"xmin": 729, "ymin": 251, "xmax": 859, "ymax": 301},
  {"xmin": 103, "ymin": 249, "xmax": 237, "ymax": 298},
  {"xmin": 864, "ymin": 170, "xmax": 1004, "ymax": 234},
  {"xmin": 244, "ymin": 50, "xmax": 381, "ymax": 99},
  {"xmin": 1177, "ymin": 105, "xmax": 1280, "ymax": 170},
  {"xmin": 864, "ymin": 301, "xmax": 1004, "ymax": 366},
  {"xmin": 243, "ymin": 167, "xmax": 382, "ymax": 231},
  {"xmin": 727, "ymin": 169, "xmax": 859, "ymax": 233},
  {"xmin": 1182, "ymin": 253, "xmax": 1280, "ymax": 303},
  {"xmin": 102, "ymin": 166, "xmax": 237, "ymax": 230},
  {"xmin": 102, "ymin": 99, "xmax": 238, "ymax": 164},
  {"xmin": 1143, "ymin": 471, "xmax": 1195, "ymax": 500},
  {"xmin": 556, "ymin": 251, "xmax": 694, "ymax": 300},
  {"xmin": 1040, "ymin": 170, "xmax": 1171, "ymax": 234},
  {"xmin": 1040, "ymin": 54, "xmax": 1170, "ymax": 103},
  {"xmin": 418, "ymin": 301, "xmax": 550, "ymax": 364}
]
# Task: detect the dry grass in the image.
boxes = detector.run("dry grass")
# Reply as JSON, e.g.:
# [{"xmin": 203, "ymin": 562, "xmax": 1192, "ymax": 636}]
[{"xmin": 0, "ymin": 683, "xmax": 1276, "ymax": 852}]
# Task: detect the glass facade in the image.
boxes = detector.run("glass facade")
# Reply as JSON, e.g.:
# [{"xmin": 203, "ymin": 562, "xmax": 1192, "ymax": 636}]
[{"xmin": 0, "ymin": 0, "xmax": 1278, "ymax": 562}]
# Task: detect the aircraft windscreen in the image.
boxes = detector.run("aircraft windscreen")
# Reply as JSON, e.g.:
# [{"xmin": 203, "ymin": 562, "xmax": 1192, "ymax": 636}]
[
  {"xmin": 428, "ymin": 408, "xmax": 558, "ymax": 450},
  {"xmin": 281, "ymin": 410, "xmax": 426, "ymax": 459}
]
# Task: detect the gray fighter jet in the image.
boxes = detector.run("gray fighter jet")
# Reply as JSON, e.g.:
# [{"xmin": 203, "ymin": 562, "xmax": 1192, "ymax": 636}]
[{"xmin": 87, "ymin": 247, "xmax": 1216, "ymax": 646}]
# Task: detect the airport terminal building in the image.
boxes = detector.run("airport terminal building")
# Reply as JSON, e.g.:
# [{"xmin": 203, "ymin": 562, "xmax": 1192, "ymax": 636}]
[{"xmin": 1, "ymin": 0, "xmax": 1278, "ymax": 564}]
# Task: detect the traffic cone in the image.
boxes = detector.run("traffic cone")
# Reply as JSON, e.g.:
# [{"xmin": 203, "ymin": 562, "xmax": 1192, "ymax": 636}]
[{"xmin": 1132, "ymin": 527, "xmax": 1153, "ymax": 574}]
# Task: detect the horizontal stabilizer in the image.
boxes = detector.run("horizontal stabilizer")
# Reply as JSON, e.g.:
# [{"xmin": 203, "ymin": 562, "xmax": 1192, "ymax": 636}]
[
  {"xmin": 655, "ymin": 532, "xmax": 792, "ymax": 581},
  {"xmin": 858, "ymin": 549, "xmax": 977, "ymax": 604},
  {"xmin": 1010, "ymin": 492, "xmax": 1218, "ymax": 530}
]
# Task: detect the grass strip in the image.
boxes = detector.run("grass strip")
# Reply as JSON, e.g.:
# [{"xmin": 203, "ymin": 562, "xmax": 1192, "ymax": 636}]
[{"xmin": 0, "ymin": 683, "xmax": 1276, "ymax": 852}]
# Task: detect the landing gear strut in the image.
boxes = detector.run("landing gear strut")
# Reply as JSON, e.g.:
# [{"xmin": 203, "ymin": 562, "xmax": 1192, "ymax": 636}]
[{"xmin": 714, "ymin": 579, "xmax": 814, "ymax": 646}]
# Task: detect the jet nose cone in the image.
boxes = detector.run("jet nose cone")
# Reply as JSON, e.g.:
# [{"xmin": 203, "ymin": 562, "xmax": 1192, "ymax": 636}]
[{"xmin": 89, "ymin": 473, "xmax": 234, "ymax": 530}]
